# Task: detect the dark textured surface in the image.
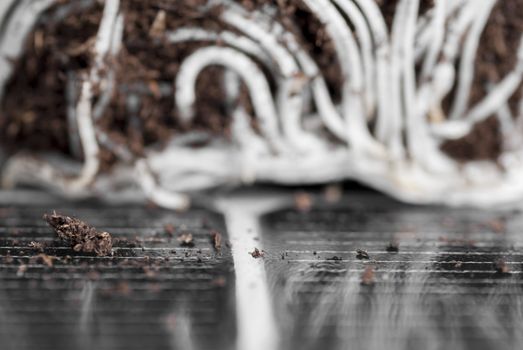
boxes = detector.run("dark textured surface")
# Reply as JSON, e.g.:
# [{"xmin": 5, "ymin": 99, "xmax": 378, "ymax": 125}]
[
  {"xmin": 1, "ymin": 191, "xmax": 523, "ymax": 350},
  {"xmin": 261, "ymin": 195, "xmax": 523, "ymax": 350},
  {"xmin": 0, "ymin": 202, "xmax": 235, "ymax": 350}
]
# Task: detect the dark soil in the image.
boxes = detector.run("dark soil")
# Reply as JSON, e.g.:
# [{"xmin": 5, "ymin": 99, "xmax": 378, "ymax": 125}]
[
  {"xmin": 0, "ymin": 0, "xmax": 519, "ymax": 167},
  {"xmin": 0, "ymin": 1, "xmax": 103, "ymax": 156},
  {"xmin": 43, "ymin": 212, "xmax": 113, "ymax": 256},
  {"xmin": 440, "ymin": 116, "xmax": 501, "ymax": 162},
  {"xmin": 376, "ymin": 0, "xmax": 435, "ymax": 31}
]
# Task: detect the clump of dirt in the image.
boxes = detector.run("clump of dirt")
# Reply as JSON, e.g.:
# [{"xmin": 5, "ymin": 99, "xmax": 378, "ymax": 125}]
[
  {"xmin": 385, "ymin": 240, "xmax": 399, "ymax": 253},
  {"xmin": 494, "ymin": 259, "xmax": 510, "ymax": 274},
  {"xmin": 356, "ymin": 249, "xmax": 370, "ymax": 260},
  {"xmin": 43, "ymin": 212, "xmax": 113, "ymax": 256},
  {"xmin": 250, "ymin": 247, "xmax": 265, "ymax": 258},
  {"xmin": 177, "ymin": 232, "xmax": 194, "ymax": 247}
]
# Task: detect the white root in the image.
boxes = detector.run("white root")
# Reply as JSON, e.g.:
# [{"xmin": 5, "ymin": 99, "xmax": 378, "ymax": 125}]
[
  {"xmin": 67, "ymin": 80, "xmax": 99, "ymax": 190},
  {"xmin": 135, "ymin": 159, "xmax": 190, "ymax": 210},
  {"xmin": 465, "ymin": 36, "xmax": 523, "ymax": 123},
  {"xmin": 302, "ymin": 0, "xmax": 384, "ymax": 157},
  {"xmin": 353, "ymin": 0, "xmax": 398, "ymax": 157},
  {"xmin": 414, "ymin": 0, "xmax": 466, "ymax": 61},
  {"xmin": 174, "ymin": 46, "xmax": 284, "ymax": 152},
  {"xmin": 419, "ymin": 0, "xmax": 445, "ymax": 81},
  {"xmin": 167, "ymin": 28, "xmax": 273, "ymax": 69},
  {"xmin": 400, "ymin": 0, "xmax": 454, "ymax": 174},
  {"xmin": 240, "ymin": 7, "xmax": 347, "ymax": 142},
  {"xmin": 448, "ymin": 0, "xmax": 496, "ymax": 120},
  {"xmin": 221, "ymin": 7, "xmax": 321, "ymax": 152},
  {"xmin": 387, "ymin": 0, "xmax": 408, "ymax": 159},
  {"xmin": 66, "ymin": 72, "xmax": 82, "ymax": 158},
  {"xmin": 333, "ymin": 0, "xmax": 375, "ymax": 117}
]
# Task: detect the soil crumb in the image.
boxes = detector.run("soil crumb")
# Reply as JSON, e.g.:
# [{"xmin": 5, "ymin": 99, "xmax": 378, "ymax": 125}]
[
  {"xmin": 494, "ymin": 259, "xmax": 510, "ymax": 274},
  {"xmin": 386, "ymin": 241, "xmax": 400, "ymax": 252},
  {"xmin": 177, "ymin": 232, "xmax": 194, "ymax": 247},
  {"xmin": 43, "ymin": 212, "xmax": 113, "ymax": 256},
  {"xmin": 356, "ymin": 249, "xmax": 370, "ymax": 260},
  {"xmin": 210, "ymin": 230, "xmax": 222, "ymax": 251},
  {"xmin": 250, "ymin": 247, "xmax": 265, "ymax": 258}
]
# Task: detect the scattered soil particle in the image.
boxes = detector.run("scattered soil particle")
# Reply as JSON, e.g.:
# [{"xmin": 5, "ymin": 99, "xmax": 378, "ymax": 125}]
[
  {"xmin": 494, "ymin": 259, "xmax": 510, "ymax": 274},
  {"xmin": 177, "ymin": 232, "xmax": 194, "ymax": 247},
  {"xmin": 28, "ymin": 241, "xmax": 45, "ymax": 252},
  {"xmin": 294, "ymin": 191, "xmax": 313, "ymax": 212},
  {"xmin": 324, "ymin": 184, "xmax": 342, "ymax": 204},
  {"xmin": 327, "ymin": 256, "xmax": 342, "ymax": 261},
  {"xmin": 43, "ymin": 212, "xmax": 113, "ymax": 256},
  {"xmin": 356, "ymin": 249, "xmax": 370, "ymax": 260},
  {"xmin": 249, "ymin": 248, "xmax": 265, "ymax": 259},
  {"xmin": 361, "ymin": 266, "xmax": 375, "ymax": 286},
  {"xmin": 386, "ymin": 241, "xmax": 400, "ymax": 253},
  {"xmin": 210, "ymin": 230, "xmax": 222, "ymax": 251},
  {"xmin": 164, "ymin": 223, "xmax": 175, "ymax": 238},
  {"xmin": 32, "ymin": 253, "xmax": 54, "ymax": 267}
]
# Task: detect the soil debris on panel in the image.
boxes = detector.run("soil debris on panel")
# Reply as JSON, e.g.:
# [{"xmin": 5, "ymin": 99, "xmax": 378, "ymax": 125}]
[
  {"xmin": 177, "ymin": 232, "xmax": 195, "ymax": 247},
  {"xmin": 249, "ymin": 247, "xmax": 265, "ymax": 258},
  {"xmin": 494, "ymin": 259, "xmax": 510, "ymax": 274},
  {"xmin": 43, "ymin": 212, "xmax": 113, "ymax": 256},
  {"xmin": 210, "ymin": 230, "xmax": 222, "ymax": 251},
  {"xmin": 385, "ymin": 240, "xmax": 399, "ymax": 253},
  {"xmin": 356, "ymin": 249, "xmax": 370, "ymax": 260}
]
